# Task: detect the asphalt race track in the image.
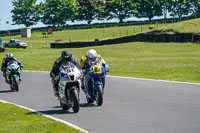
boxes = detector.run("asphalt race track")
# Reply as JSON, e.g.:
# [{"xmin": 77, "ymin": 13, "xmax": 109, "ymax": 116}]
[{"xmin": 1, "ymin": 71, "xmax": 200, "ymax": 133}]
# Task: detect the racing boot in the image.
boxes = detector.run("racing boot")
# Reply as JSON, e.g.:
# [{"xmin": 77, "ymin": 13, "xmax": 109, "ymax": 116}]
[
  {"xmin": 19, "ymin": 75, "xmax": 22, "ymax": 82},
  {"xmin": 53, "ymin": 87, "xmax": 59, "ymax": 97},
  {"xmin": 81, "ymin": 83, "xmax": 87, "ymax": 94},
  {"xmin": 5, "ymin": 74, "xmax": 10, "ymax": 84}
]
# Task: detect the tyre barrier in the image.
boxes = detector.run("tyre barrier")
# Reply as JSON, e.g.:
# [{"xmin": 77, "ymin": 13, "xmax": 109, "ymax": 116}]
[
  {"xmin": 0, "ymin": 48, "xmax": 5, "ymax": 52},
  {"xmin": 51, "ymin": 33, "xmax": 199, "ymax": 48}
]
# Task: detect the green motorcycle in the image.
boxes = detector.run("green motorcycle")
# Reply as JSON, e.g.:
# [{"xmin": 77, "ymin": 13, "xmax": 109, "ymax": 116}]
[{"xmin": 5, "ymin": 60, "xmax": 22, "ymax": 91}]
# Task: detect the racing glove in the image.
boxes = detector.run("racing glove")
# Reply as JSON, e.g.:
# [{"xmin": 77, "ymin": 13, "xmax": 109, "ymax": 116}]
[
  {"xmin": 54, "ymin": 75, "xmax": 59, "ymax": 81},
  {"xmin": 104, "ymin": 63, "xmax": 109, "ymax": 72},
  {"xmin": 1, "ymin": 67, "xmax": 7, "ymax": 73}
]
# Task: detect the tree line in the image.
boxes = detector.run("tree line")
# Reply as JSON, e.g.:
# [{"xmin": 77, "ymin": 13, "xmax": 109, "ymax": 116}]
[{"xmin": 11, "ymin": 0, "xmax": 200, "ymax": 28}]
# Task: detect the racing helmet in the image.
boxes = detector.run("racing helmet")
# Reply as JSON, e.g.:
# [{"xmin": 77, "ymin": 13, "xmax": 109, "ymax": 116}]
[
  {"xmin": 6, "ymin": 53, "xmax": 14, "ymax": 61},
  {"xmin": 86, "ymin": 49, "xmax": 97, "ymax": 61},
  {"xmin": 61, "ymin": 50, "xmax": 72, "ymax": 62}
]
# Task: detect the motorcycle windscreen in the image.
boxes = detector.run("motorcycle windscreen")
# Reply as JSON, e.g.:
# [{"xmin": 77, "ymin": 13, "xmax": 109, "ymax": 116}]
[{"xmin": 59, "ymin": 71, "xmax": 70, "ymax": 81}]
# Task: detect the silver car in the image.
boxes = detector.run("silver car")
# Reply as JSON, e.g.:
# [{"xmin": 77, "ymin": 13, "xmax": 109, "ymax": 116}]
[{"xmin": 4, "ymin": 39, "xmax": 27, "ymax": 49}]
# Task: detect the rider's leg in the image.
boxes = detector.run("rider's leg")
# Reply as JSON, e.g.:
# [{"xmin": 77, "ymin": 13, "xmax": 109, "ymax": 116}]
[
  {"xmin": 81, "ymin": 74, "xmax": 88, "ymax": 93},
  {"xmin": 51, "ymin": 78, "xmax": 59, "ymax": 97}
]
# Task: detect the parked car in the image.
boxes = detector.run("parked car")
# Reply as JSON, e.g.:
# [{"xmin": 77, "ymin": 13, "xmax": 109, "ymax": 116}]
[{"xmin": 4, "ymin": 39, "xmax": 27, "ymax": 49}]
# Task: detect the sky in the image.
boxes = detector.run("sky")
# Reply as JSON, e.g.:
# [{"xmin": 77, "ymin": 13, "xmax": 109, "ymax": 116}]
[
  {"xmin": 0, "ymin": 0, "xmax": 45, "ymax": 31},
  {"xmin": 0, "ymin": 0, "xmax": 166, "ymax": 31},
  {"xmin": 0, "ymin": 0, "xmax": 106, "ymax": 31}
]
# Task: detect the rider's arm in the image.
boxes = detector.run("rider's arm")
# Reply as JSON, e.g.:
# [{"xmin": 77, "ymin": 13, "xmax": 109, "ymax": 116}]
[
  {"xmin": 97, "ymin": 55, "xmax": 109, "ymax": 72},
  {"xmin": 14, "ymin": 57, "xmax": 23, "ymax": 68},
  {"xmin": 50, "ymin": 63, "xmax": 59, "ymax": 79},
  {"xmin": 72, "ymin": 57, "xmax": 82, "ymax": 71},
  {"xmin": 50, "ymin": 58, "xmax": 61, "ymax": 79},
  {"xmin": 97, "ymin": 54, "xmax": 106, "ymax": 65},
  {"xmin": 80, "ymin": 55, "xmax": 87, "ymax": 69},
  {"xmin": 1, "ymin": 58, "xmax": 6, "ymax": 71}
]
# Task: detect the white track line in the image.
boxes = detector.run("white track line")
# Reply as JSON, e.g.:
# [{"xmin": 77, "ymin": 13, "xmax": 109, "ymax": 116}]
[
  {"xmin": 108, "ymin": 75, "xmax": 200, "ymax": 86},
  {"xmin": 0, "ymin": 99, "xmax": 90, "ymax": 133},
  {"xmin": 23, "ymin": 70, "xmax": 200, "ymax": 86}
]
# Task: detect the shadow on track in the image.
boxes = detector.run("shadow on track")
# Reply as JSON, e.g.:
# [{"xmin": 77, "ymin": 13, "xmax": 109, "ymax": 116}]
[
  {"xmin": 80, "ymin": 103, "xmax": 97, "ymax": 108},
  {"xmin": 26, "ymin": 109, "xmax": 74, "ymax": 115},
  {"xmin": 0, "ymin": 90, "xmax": 14, "ymax": 93}
]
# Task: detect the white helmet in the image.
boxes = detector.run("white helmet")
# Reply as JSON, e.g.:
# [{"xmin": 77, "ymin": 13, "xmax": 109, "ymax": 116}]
[{"xmin": 86, "ymin": 49, "xmax": 97, "ymax": 59}]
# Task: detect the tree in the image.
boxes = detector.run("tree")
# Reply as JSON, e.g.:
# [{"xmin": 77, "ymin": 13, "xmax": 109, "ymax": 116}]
[
  {"xmin": 191, "ymin": 0, "xmax": 200, "ymax": 18},
  {"xmin": 41, "ymin": 0, "xmax": 79, "ymax": 27},
  {"xmin": 168, "ymin": 0, "xmax": 193, "ymax": 19},
  {"xmin": 135, "ymin": 0, "xmax": 163, "ymax": 21},
  {"xmin": 160, "ymin": 0, "xmax": 173, "ymax": 21},
  {"xmin": 105, "ymin": 0, "xmax": 138, "ymax": 23},
  {"xmin": 11, "ymin": 0, "xmax": 40, "ymax": 27},
  {"xmin": 77, "ymin": 0, "xmax": 105, "ymax": 25}
]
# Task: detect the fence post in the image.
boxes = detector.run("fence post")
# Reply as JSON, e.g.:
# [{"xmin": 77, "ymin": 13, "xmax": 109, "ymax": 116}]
[
  {"xmin": 141, "ymin": 26, "xmax": 143, "ymax": 32},
  {"xmin": 103, "ymin": 28, "xmax": 105, "ymax": 38},
  {"xmin": 46, "ymin": 41, "xmax": 48, "ymax": 48},
  {"xmin": 133, "ymin": 27, "xmax": 135, "ymax": 34},
  {"xmin": 156, "ymin": 21, "xmax": 158, "ymax": 28}
]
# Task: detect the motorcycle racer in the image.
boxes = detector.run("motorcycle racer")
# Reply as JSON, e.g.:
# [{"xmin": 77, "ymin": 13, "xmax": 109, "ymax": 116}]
[
  {"xmin": 1, "ymin": 53, "xmax": 23, "ymax": 82},
  {"xmin": 80, "ymin": 49, "xmax": 109, "ymax": 92},
  {"xmin": 50, "ymin": 50, "xmax": 81, "ymax": 97}
]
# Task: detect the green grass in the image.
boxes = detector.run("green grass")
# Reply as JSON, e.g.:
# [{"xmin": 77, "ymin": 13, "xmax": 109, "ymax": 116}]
[
  {"xmin": 1, "ymin": 22, "xmax": 166, "ymax": 49},
  {"xmin": 1, "ymin": 42, "xmax": 199, "ymax": 132},
  {"xmin": 154, "ymin": 18, "xmax": 200, "ymax": 33},
  {"xmin": 0, "ymin": 102, "xmax": 83, "ymax": 133},
  {"xmin": 1, "ymin": 42, "xmax": 200, "ymax": 83},
  {"xmin": 1, "ymin": 19, "xmax": 200, "ymax": 132}
]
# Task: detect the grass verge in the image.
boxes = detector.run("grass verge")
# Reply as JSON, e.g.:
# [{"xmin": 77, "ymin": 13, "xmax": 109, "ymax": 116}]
[
  {"xmin": 0, "ymin": 102, "xmax": 83, "ymax": 133},
  {"xmin": 1, "ymin": 42, "xmax": 200, "ymax": 83}
]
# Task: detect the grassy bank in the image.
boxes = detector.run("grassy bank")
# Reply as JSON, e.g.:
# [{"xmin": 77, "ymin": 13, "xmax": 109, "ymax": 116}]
[
  {"xmin": 0, "ymin": 102, "xmax": 83, "ymax": 133},
  {"xmin": 1, "ymin": 42, "xmax": 200, "ymax": 83},
  {"xmin": 1, "ymin": 23, "xmax": 167, "ymax": 48},
  {"xmin": 154, "ymin": 18, "xmax": 200, "ymax": 33}
]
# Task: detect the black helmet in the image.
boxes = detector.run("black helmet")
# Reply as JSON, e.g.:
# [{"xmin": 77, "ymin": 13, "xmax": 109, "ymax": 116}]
[
  {"xmin": 61, "ymin": 50, "xmax": 72, "ymax": 62},
  {"xmin": 6, "ymin": 53, "xmax": 14, "ymax": 61}
]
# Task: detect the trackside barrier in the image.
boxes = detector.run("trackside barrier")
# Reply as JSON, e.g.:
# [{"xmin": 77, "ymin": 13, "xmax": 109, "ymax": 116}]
[{"xmin": 51, "ymin": 33, "xmax": 199, "ymax": 48}]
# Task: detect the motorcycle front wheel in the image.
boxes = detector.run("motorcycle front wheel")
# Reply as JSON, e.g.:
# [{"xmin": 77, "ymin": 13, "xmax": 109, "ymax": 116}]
[
  {"xmin": 70, "ymin": 88, "xmax": 80, "ymax": 113},
  {"xmin": 11, "ymin": 76, "xmax": 19, "ymax": 91},
  {"xmin": 95, "ymin": 84, "xmax": 103, "ymax": 106}
]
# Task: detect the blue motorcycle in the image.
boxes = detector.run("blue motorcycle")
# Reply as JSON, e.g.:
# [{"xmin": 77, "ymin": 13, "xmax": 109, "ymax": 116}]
[{"xmin": 84, "ymin": 58, "xmax": 106, "ymax": 106}]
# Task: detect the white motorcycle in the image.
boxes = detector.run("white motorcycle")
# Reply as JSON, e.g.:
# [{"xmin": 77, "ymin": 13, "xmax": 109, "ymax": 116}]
[{"xmin": 58, "ymin": 62, "xmax": 82, "ymax": 113}]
